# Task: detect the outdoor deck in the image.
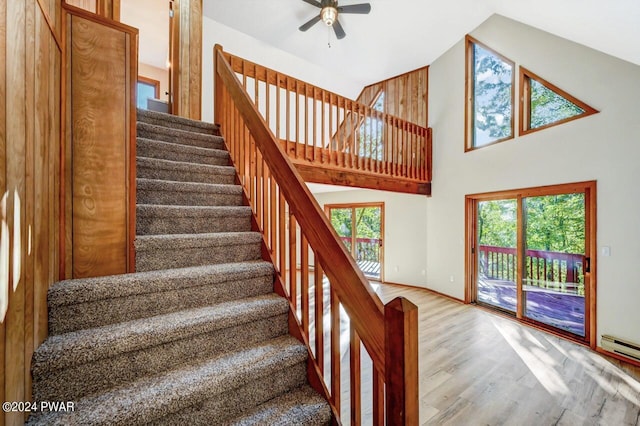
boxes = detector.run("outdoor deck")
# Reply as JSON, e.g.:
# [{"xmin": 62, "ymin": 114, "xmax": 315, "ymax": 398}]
[{"xmin": 478, "ymin": 278, "xmax": 585, "ymax": 336}]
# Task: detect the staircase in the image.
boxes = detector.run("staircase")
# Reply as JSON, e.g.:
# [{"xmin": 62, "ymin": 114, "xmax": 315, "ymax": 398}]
[{"xmin": 28, "ymin": 109, "xmax": 332, "ymax": 425}]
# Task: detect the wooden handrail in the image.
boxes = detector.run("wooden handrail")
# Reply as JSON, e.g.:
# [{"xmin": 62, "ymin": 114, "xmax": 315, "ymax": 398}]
[
  {"xmin": 215, "ymin": 45, "xmax": 385, "ymax": 363},
  {"xmin": 214, "ymin": 45, "xmax": 419, "ymax": 424}
]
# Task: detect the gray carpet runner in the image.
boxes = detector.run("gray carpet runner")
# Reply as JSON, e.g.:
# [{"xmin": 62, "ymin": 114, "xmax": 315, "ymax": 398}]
[{"xmin": 29, "ymin": 109, "xmax": 331, "ymax": 425}]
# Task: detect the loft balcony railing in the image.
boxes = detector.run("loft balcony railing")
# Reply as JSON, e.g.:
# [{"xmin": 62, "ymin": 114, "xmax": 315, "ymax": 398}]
[{"xmin": 215, "ymin": 48, "xmax": 432, "ymax": 195}]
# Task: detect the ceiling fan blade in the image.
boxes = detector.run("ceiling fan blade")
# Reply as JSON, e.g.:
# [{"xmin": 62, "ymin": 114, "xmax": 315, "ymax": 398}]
[
  {"xmin": 337, "ymin": 3, "xmax": 371, "ymax": 14},
  {"xmin": 299, "ymin": 15, "xmax": 322, "ymax": 32},
  {"xmin": 333, "ymin": 19, "xmax": 346, "ymax": 39},
  {"xmin": 302, "ymin": 0, "xmax": 323, "ymax": 8}
]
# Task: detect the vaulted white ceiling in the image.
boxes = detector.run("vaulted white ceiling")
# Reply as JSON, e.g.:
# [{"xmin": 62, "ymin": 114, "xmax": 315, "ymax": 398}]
[{"xmin": 203, "ymin": 0, "xmax": 640, "ymax": 85}]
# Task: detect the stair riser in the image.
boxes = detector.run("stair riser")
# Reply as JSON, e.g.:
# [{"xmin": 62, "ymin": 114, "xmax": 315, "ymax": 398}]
[
  {"xmin": 137, "ymin": 188, "xmax": 242, "ymax": 206},
  {"xmin": 137, "ymin": 127, "xmax": 225, "ymax": 150},
  {"xmin": 49, "ymin": 275, "xmax": 273, "ymax": 335},
  {"xmin": 155, "ymin": 362, "xmax": 307, "ymax": 426},
  {"xmin": 137, "ymin": 164, "xmax": 236, "ymax": 185},
  {"xmin": 136, "ymin": 214, "xmax": 251, "ymax": 236},
  {"xmin": 135, "ymin": 243, "xmax": 262, "ymax": 272},
  {"xmin": 137, "ymin": 114, "xmax": 220, "ymax": 136},
  {"xmin": 33, "ymin": 314, "xmax": 289, "ymax": 402},
  {"xmin": 137, "ymin": 139, "xmax": 229, "ymax": 166}
]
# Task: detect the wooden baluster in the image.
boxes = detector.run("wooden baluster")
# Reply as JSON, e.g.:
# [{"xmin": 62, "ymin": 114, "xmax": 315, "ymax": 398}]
[
  {"xmin": 353, "ymin": 104, "xmax": 359, "ymax": 170},
  {"xmin": 403, "ymin": 120, "xmax": 409, "ymax": 178},
  {"xmin": 250, "ymin": 135, "xmax": 256, "ymax": 209},
  {"xmin": 392, "ymin": 118, "xmax": 398, "ymax": 177},
  {"xmin": 314, "ymin": 259, "xmax": 324, "ymax": 375},
  {"xmin": 256, "ymin": 152, "xmax": 264, "ymax": 229},
  {"xmin": 295, "ymin": 80, "xmax": 300, "ymax": 159},
  {"xmin": 279, "ymin": 192, "xmax": 287, "ymax": 294},
  {"xmin": 328, "ymin": 92, "xmax": 334, "ymax": 165},
  {"xmin": 265, "ymin": 69, "xmax": 271, "ymax": 133},
  {"xmin": 304, "ymin": 83, "xmax": 309, "ymax": 161},
  {"xmin": 373, "ymin": 367, "xmax": 385, "ymax": 425},
  {"xmin": 301, "ymin": 233, "xmax": 310, "ymax": 338},
  {"xmin": 338, "ymin": 99, "xmax": 344, "ymax": 168},
  {"xmin": 312, "ymin": 87, "xmax": 317, "ymax": 163},
  {"xmin": 286, "ymin": 76, "xmax": 291, "ymax": 159},
  {"xmin": 254, "ymin": 63, "xmax": 259, "ymax": 110},
  {"xmin": 321, "ymin": 89, "xmax": 326, "ymax": 164},
  {"xmin": 330, "ymin": 287, "xmax": 341, "ymax": 413},
  {"xmin": 275, "ymin": 72, "xmax": 281, "ymax": 141},
  {"xmin": 385, "ymin": 297, "xmax": 419, "ymax": 426},
  {"xmin": 289, "ymin": 213, "xmax": 297, "ymax": 310},
  {"xmin": 350, "ymin": 101, "xmax": 356, "ymax": 170},
  {"xmin": 350, "ymin": 324, "xmax": 362, "ymax": 426},
  {"xmin": 270, "ymin": 174, "xmax": 277, "ymax": 257},
  {"xmin": 413, "ymin": 125, "xmax": 418, "ymax": 180}
]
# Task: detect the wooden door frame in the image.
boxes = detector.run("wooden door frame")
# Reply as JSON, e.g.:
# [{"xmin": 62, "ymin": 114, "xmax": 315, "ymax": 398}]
[
  {"xmin": 324, "ymin": 202, "xmax": 385, "ymax": 282},
  {"xmin": 168, "ymin": 0, "xmax": 202, "ymax": 119},
  {"xmin": 465, "ymin": 181, "xmax": 597, "ymax": 348}
]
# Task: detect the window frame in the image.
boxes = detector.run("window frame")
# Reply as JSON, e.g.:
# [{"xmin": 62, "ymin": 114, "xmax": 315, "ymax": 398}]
[
  {"xmin": 465, "ymin": 180, "xmax": 597, "ymax": 348},
  {"xmin": 137, "ymin": 75, "xmax": 161, "ymax": 108},
  {"xmin": 519, "ymin": 67, "xmax": 598, "ymax": 136},
  {"xmin": 465, "ymin": 35, "xmax": 516, "ymax": 152}
]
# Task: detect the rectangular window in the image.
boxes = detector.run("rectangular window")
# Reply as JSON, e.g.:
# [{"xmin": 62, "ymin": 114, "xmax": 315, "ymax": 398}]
[{"xmin": 465, "ymin": 36, "xmax": 515, "ymax": 151}]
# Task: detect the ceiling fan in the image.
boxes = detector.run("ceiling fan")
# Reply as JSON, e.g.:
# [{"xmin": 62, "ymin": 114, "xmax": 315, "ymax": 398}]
[{"xmin": 299, "ymin": 0, "xmax": 372, "ymax": 40}]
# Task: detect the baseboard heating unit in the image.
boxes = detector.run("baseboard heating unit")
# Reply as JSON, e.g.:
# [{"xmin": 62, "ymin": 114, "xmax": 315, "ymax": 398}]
[{"xmin": 601, "ymin": 335, "xmax": 640, "ymax": 361}]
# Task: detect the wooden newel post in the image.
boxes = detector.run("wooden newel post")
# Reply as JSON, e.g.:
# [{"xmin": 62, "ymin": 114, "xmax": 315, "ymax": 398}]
[
  {"xmin": 385, "ymin": 296, "xmax": 419, "ymax": 425},
  {"xmin": 213, "ymin": 44, "xmax": 223, "ymax": 127}
]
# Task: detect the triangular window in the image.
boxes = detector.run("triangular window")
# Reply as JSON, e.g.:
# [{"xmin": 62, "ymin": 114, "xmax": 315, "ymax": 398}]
[{"xmin": 520, "ymin": 67, "xmax": 598, "ymax": 135}]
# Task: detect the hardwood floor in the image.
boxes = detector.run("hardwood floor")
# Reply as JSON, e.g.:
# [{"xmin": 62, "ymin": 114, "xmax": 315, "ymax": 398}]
[{"xmin": 375, "ymin": 284, "xmax": 640, "ymax": 425}]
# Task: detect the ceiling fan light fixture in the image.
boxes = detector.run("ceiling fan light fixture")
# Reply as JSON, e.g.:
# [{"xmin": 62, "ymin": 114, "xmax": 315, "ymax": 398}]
[{"xmin": 321, "ymin": 6, "xmax": 337, "ymax": 26}]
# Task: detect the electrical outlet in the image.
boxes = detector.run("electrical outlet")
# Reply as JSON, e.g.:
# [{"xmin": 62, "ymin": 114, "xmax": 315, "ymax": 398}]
[{"xmin": 449, "ymin": 275, "xmax": 454, "ymax": 282}]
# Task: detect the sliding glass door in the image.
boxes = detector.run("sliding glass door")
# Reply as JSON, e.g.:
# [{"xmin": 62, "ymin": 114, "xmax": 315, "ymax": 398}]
[
  {"xmin": 326, "ymin": 203, "xmax": 384, "ymax": 281},
  {"xmin": 476, "ymin": 199, "xmax": 518, "ymax": 313},
  {"xmin": 468, "ymin": 182, "xmax": 595, "ymax": 343},
  {"xmin": 523, "ymin": 193, "xmax": 586, "ymax": 336}
]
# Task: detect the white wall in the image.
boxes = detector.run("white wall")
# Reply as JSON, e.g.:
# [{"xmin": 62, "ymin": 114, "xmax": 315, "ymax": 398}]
[
  {"xmin": 313, "ymin": 189, "xmax": 428, "ymax": 287},
  {"xmin": 201, "ymin": 17, "xmax": 366, "ymax": 124},
  {"xmin": 428, "ymin": 15, "xmax": 640, "ymax": 344}
]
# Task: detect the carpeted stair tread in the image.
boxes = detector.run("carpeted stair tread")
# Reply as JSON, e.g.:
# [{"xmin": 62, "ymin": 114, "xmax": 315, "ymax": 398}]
[
  {"xmin": 33, "ymin": 293, "xmax": 288, "ymax": 376},
  {"xmin": 28, "ymin": 336, "xmax": 307, "ymax": 426},
  {"xmin": 136, "ymin": 205, "xmax": 252, "ymax": 235},
  {"xmin": 137, "ymin": 108, "xmax": 219, "ymax": 135},
  {"xmin": 47, "ymin": 261, "xmax": 275, "ymax": 334},
  {"xmin": 135, "ymin": 232, "xmax": 262, "ymax": 271},
  {"xmin": 137, "ymin": 137, "xmax": 229, "ymax": 166},
  {"xmin": 137, "ymin": 121, "xmax": 225, "ymax": 149},
  {"xmin": 226, "ymin": 385, "xmax": 332, "ymax": 426},
  {"xmin": 135, "ymin": 231, "xmax": 261, "ymax": 250},
  {"xmin": 137, "ymin": 157, "xmax": 236, "ymax": 184},
  {"xmin": 136, "ymin": 178, "xmax": 242, "ymax": 206}
]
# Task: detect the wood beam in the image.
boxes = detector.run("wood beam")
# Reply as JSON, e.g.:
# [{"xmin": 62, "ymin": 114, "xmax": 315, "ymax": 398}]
[{"xmin": 294, "ymin": 162, "xmax": 431, "ymax": 195}]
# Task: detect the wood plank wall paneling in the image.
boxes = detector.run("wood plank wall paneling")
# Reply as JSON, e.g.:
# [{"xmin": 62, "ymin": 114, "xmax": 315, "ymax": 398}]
[
  {"xmin": 64, "ymin": 0, "xmax": 96, "ymax": 13},
  {"xmin": 358, "ymin": 66, "xmax": 429, "ymax": 127},
  {"xmin": 170, "ymin": 0, "xmax": 202, "ymax": 120},
  {"xmin": 62, "ymin": 0, "xmax": 120, "ymax": 21},
  {"xmin": 1, "ymin": 1, "xmax": 63, "ymax": 424},
  {"xmin": 67, "ymin": 8, "xmax": 136, "ymax": 278}
]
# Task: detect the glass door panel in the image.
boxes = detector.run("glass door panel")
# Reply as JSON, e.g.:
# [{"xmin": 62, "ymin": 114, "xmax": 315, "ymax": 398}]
[
  {"xmin": 523, "ymin": 194, "xmax": 586, "ymax": 336},
  {"xmin": 354, "ymin": 207, "xmax": 382, "ymax": 280},
  {"xmin": 476, "ymin": 199, "xmax": 518, "ymax": 313},
  {"xmin": 329, "ymin": 208, "xmax": 352, "ymax": 253}
]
